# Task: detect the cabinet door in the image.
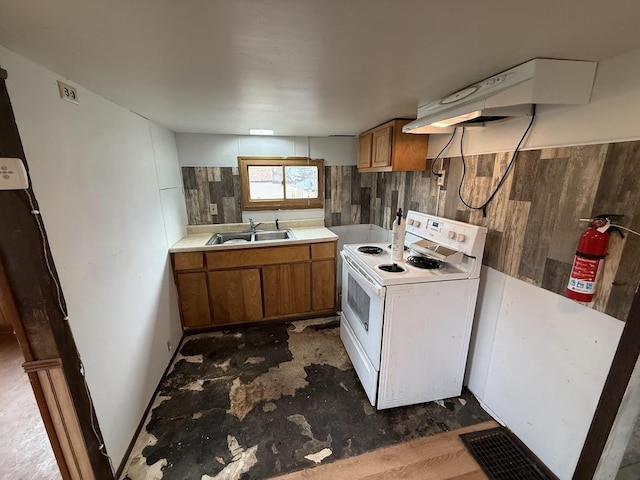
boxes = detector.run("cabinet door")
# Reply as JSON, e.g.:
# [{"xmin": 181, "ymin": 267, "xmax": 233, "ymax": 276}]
[
  {"xmin": 357, "ymin": 132, "xmax": 373, "ymax": 169},
  {"xmin": 311, "ymin": 260, "xmax": 336, "ymax": 311},
  {"xmin": 208, "ymin": 269, "xmax": 263, "ymax": 325},
  {"xmin": 176, "ymin": 272, "xmax": 211, "ymax": 328},
  {"xmin": 263, "ymin": 263, "xmax": 311, "ymax": 317},
  {"xmin": 372, "ymin": 126, "xmax": 393, "ymax": 168}
]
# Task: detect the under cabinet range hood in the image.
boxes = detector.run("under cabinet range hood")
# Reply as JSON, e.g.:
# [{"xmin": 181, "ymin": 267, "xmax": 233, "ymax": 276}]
[{"xmin": 403, "ymin": 58, "xmax": 597, "ymax": 133}]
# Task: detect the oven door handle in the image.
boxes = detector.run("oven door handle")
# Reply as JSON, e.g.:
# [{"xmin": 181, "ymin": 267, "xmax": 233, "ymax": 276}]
[{"xmin": 341, "ymin": 251, "xmax": 385, "ymax": 297}]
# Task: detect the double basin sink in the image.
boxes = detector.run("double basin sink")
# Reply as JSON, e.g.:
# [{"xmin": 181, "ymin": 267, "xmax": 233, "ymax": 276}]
[{"xmin": 206, "ymin": 229, "xmax": 295, "ymax": 246}]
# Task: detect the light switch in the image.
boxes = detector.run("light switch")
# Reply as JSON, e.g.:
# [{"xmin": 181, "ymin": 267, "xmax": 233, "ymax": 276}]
[{"xmin": 0, "ymin": 158, "xmax": 29, "ymax": 190}]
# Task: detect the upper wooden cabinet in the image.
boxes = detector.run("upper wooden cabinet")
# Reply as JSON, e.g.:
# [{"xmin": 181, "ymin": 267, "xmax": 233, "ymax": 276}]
[
  {"xmin": 357, "ymin": 132, "xmax": 373, "ymax": 169},
  {"xmin": 358, "ymin": 119, "xmax": 429, "ymax": 172}
]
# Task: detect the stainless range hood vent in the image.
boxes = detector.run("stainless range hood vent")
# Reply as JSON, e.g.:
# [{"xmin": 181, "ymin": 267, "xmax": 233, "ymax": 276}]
[{"xmin": 404, "ymin": 58, "xmax": 597, "ymax": 133}]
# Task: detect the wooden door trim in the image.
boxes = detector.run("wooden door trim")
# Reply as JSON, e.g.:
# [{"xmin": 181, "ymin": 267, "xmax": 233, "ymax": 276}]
[
  {"xmin": 36, "ymin": 360, "xmax": 95, "ymax": 480},
  {"xmin": 573, "ymin": 288, "xmax": 640, "ymax": 478},
  {"xmin": 23, "ymin": 357, "xmax": 63, "ymax": 372},
  {"xmin": 0, "ymin": 258, "xmax": 72, "ymax": 478}
]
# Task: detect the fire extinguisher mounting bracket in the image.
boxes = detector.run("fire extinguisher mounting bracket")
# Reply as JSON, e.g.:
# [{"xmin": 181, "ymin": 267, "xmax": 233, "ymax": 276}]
[{"xmin": 593, "ymin": 214, "xmax": 625, "ymax": 238}]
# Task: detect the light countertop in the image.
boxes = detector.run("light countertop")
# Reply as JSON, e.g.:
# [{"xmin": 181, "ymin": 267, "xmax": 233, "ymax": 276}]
[{"xmin": 169, "ymin": 219, "xmax": 337, "ymax": 253}]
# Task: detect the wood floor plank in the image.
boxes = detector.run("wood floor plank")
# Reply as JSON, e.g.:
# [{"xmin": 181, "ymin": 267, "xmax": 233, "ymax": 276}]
[{"xmin": 269, "ymin": 420, "xmax": 498, "ymax": 480}]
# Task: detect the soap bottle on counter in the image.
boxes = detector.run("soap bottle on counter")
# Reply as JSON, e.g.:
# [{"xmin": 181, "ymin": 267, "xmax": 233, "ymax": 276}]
[{"xmin": 391, "ymin": 208, "xmax": 406, "ymax": 261}]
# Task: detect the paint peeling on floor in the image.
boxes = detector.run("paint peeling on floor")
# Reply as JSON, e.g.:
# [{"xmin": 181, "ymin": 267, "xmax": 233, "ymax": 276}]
[
  {"xmin": 121, "ymin": 316, "xmax": 491, "ymax": 480},
  {"xmin": 304, "ymin": 448, "xmax": 332, "ymax": 464},
  {"xmin": 201, "ymin": 436, "xmax": 258, "ymax": 480},
  {"xmin": 227, "ymin": 323, "xmax": 350, "ymax": 421},
  {"xmin": 262, "ymin": 402, "xmax": 277, "ymax": 413},
  {"xmin": 120, "ymin": 429, "xmax": 164, "ymax": 480},
  {"xmin": 180, "ymin": 379, "xmax": 205, "ymax": 392},
  {"xmin": 215, "ymin": 358, "xmax": 231, "ymax": 372}
]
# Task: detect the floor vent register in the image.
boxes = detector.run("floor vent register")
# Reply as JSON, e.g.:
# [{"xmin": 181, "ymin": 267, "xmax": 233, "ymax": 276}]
[{"xmin": 460, "ymin": 427, "xmax": 558, "ymax": 480}]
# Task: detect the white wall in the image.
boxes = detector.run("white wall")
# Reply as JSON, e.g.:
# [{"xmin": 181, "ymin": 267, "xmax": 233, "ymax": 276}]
[
  {"xmin": 150, "ymin": 122, "xmax": 188, "ymax": 245},
  {"xmin": 467, "ymin": 267, "xmax": 624, "ymax": 479},
  {"xmin": 176, "ymin": 133, "xmax": 357, "ymax": 167},
  {"xmin": 428, "ymin": 48, "xmax": 640, "ymax": 158},
  {"xmin": 0, "ymin": 45, "xmax": 185, "ymax": 468}
]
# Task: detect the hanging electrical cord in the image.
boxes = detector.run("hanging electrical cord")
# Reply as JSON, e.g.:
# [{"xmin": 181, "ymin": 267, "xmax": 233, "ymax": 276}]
[
  {"xmin": 430, "ymin": 127, "xmax": 457, "ymax": 177},
  {"xmin": 24, "ymin": 190, "xmax": 115, "ymax": 474},
  {"xmin": 458, "ymin": 105, "xmax": 537, "ymax": 217},
  {"xmin": 610, "ymin": 224, "xmax": 640, "ymax": 237}
]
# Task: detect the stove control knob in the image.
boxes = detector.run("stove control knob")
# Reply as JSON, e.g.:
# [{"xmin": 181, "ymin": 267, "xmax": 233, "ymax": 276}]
[
  {"xmin": 408, "ymin": 219, "xmax": 415, "ymax": 226},
  {"xmin": 456, "ymin": 233, "xmax": 467, "ymax": 242},
  {"xmin": 413, "ymin": 221, "xmax": 421, "ymax": 228},
  {"xmin": 448, "ymin": 231, "xmax": 456, "ymax": 239}
]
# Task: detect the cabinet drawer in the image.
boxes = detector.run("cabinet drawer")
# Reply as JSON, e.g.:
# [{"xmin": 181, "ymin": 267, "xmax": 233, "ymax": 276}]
[
  {"xmin": 173, "ymin": 252, "xmax": 204, "ymax": 271},
  {"xmin": 206, "ymin": 245, "xmax": 310, "ymax": 269},
  {"xmin": 311, "ymin": 242, "xmax": 336, "ymax": 259}
]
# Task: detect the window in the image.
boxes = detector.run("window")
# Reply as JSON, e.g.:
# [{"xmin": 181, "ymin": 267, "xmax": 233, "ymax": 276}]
[{"xmin": 239, "ymin": 157, "xmax": 324, "ymax": 210}]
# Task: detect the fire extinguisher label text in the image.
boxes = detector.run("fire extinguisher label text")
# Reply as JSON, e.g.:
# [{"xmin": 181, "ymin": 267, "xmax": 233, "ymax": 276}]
[{"xmin": 567, "ymin": 257, "xmax": 599, "ymax": 294}]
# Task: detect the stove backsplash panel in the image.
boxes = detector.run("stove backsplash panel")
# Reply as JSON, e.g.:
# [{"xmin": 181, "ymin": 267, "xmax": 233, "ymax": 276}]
[{"xmin": 181, "ymin": 139, "xmax": 640, "ymax": 321}]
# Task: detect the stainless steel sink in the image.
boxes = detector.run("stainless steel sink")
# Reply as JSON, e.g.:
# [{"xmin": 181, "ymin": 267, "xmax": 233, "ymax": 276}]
[
  {"xmin": 206, "ymin": 229, "xmax": 295, "ymax": 245},
  {"xmin": 254, "ymin": 230, "xmax": 294, "ymax": 241},
  {"xmin": 206, "ymin": 232, "xmax": 253, "ymax": 245}
]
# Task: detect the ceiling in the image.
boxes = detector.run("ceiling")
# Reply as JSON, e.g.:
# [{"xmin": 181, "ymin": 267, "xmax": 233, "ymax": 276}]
[{"xmin": 1, "ymin": 1, "xmax": 640, "ymax": 136}]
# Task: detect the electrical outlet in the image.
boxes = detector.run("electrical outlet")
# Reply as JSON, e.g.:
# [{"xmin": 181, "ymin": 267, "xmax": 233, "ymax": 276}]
[
  {"xmin": 57, "ymin": 80, "xmax": 79, "ymax": 104},
  {"xmin": 209, "ymin": 203, "xmax": 218, "ymax": 216},
  {"xmin": 437, "ymin": 171, "xmax": 446, "ymax": 186}
]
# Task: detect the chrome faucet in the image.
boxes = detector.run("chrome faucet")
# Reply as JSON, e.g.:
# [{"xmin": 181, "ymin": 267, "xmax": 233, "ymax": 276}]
[{"xmin": 248, "ymin": 218, "xmax": 262, "ymax": 232}]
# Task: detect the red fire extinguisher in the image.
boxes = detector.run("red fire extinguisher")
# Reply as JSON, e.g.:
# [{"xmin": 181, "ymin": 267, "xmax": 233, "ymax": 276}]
[{"xmin": 566, "ymin": 215, "xmax": 623, "ymax": 302}]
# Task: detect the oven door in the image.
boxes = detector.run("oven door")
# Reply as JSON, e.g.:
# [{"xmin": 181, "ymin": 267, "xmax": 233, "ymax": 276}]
[{"xmin": 340, "ymin": 251, "xmax": 385, "ymax": 369}]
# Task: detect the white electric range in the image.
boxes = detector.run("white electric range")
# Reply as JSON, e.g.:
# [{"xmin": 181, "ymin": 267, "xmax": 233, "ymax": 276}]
[{"xmin": 340, "ymin": 210, "xmax": 487, "ymax": 409}]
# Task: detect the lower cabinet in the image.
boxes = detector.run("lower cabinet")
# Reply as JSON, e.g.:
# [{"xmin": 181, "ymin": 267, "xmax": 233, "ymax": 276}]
[
  {"xmin": 172, "ymin": 240, "xmax": 337, "ymax": 330},
  {"xmin": 208, "ymin": 269, "xmax": 263, "ymax": 325},
  {"xmin": 312, "ymin": 260, "xmax": 336, "ymax": 311},
  {"xmin": 176, "ymin": 272, "xmax": 211, "ymax": 328},
  {"xmin": 263, "ymin": 263, "xmax": 311, "ymax": 317}
]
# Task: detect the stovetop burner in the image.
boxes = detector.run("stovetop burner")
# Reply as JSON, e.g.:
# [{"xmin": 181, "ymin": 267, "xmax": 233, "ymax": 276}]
[
  {"xmin": 407, "ymin": 255, "xmax": 444, "ymax": 270},
  {"xmin": 358, "ymin": 246, "xmax": 384, "ymax": 255},
  {"xmin": 378, "ymin": 263, "xmax": 405, "ymax": 273}
]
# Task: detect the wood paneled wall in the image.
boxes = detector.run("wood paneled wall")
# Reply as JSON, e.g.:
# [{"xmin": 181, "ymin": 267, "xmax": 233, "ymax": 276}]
[
  {"xmin": 182, "ymin": 140, "xmax": 640, "ymax": 321},
  {"xmin": 182, "ymin": 167, "xmax": 242, "ymax": 225}
]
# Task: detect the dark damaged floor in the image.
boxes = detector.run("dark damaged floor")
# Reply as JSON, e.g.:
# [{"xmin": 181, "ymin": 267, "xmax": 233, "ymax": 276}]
[{"xmin": 121, "ymin": 317, "xmax": 491, "ymax": 480}]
